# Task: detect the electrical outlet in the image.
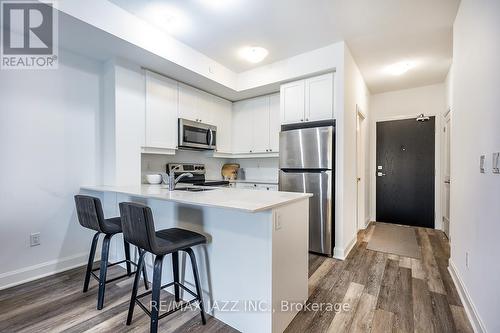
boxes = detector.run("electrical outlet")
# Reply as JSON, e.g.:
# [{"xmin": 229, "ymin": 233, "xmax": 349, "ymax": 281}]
[
  {"xmin": 465, "ymin": 251, "xmax": 470, "ymax": 269},
  {"xmin": 30, "ymin": 232, "xmax": 41, "ymax": 247}
]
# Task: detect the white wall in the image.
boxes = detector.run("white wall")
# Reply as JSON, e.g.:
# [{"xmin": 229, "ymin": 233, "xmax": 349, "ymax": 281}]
[
  {"xmin": 369, "ymin": 84, "xmax": 446, "ymax": 229},
  {"xmin": 447, "ymin": 1, "xmax": 500, "ymax": 332},
  {"xmin": 229, "ymin": 158, "xmax": 279, "ymax": 182},
  {"xmin": 0, "ymin": 50, "xmax": 103, "ymax": 288},
  {"xmin": 334, "ymin": 45, "xmax": 370, "ymax": 259},
  {"xmin": 102, "ymin": 59, "xmax": 146, "ymax": 186}
]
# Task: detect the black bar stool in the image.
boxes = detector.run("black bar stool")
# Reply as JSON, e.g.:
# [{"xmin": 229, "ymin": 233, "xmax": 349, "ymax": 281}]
[
  {"xmin": 74, "ymin": 195, "xmax": 149, "ymax": 310},
  {"xmin": 119, "ymin": 202, "xmax": 207, "ymax": 333}
]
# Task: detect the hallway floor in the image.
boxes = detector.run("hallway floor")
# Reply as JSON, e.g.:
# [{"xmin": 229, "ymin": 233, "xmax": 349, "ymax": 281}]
[
  {"xmin": 0, "ymin": 223, "xmax": 473, "ymax": 333},
  {"xmin": 285, "ymin": 223, "xmax": 473, "ymax": 333}
]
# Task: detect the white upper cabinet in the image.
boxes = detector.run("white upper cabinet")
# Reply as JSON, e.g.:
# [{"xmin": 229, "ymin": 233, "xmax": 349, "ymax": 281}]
[
  {"xmin": 196, "ymin": 90, "xmax": 215, "ymax": 124},
  {"xmin": 178, "ymin": 83, "xmax": 199, "ymax": 122},
  {"xmin": 211, "ymin": 95, "xmax": 232, "ymax": 154},
  {"xmin": 145, "ymin": 71, "xmax": 178, "ymax": 150},
  {"xmin": 280, "ymin": 73, "xmax": 334, "ymax": 124},
  {"xmin": 280, "ymin": 80, "xmax": 305, "ymax": 124},
  {"xmin": 232, "ymin": 94, "xmax": 280, "ymax": 155},
  {"xmin": 232, "ymin": 98, "xmax": 255, "ymax": 154},
  {"xmin": 251, "ymin": 96, "xmax": 271, "ymax": 153},
  {"xmin": 305, "ymin": 73, "xmax": 334, "ymax": 122},
  {"xmin": 269, "ymin": 93, "xmax": 280, "ymax": 152},
  {"xmin": 178, "ymin": 83, "xmax": 212, "ymax": 124}
]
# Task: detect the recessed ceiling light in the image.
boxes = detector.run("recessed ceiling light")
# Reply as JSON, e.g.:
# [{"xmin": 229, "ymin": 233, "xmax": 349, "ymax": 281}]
[
  {"xmin": 385, "ymin": 61, "xmax": 416, "ymax": 76},
  {"xmin": 239, "ymin": 46, "xmax": 268, "ymax": 63}
]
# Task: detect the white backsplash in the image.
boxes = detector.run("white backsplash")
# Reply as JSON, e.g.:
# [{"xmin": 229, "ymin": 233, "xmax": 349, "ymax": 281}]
[
  {"xmin": 142, "ymin": 152, "xmax": 279, "ymax": 184},
  {"xmin": 230, "ymin": 158, "xmax": 279, "ymax": 182},
  {"xmin": 141, "ymin": 150, "xmax": 230, "ymax": 182}
]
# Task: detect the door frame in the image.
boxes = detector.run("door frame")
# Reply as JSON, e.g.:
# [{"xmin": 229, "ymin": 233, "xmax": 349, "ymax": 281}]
[
  {"xmin": 371, "ymin": 114, "xmax": 442, "ymax": 230},
  {"xmin": 442, "ymin": 108, "xmax": 452, "ymax": 238},
  {"xmin": 356, "ymin": 105, "xmax": 368, "ymax": 231}
]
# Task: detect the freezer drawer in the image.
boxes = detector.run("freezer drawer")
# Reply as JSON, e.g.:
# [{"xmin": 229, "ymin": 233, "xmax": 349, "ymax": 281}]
[
  {"xmin": 279, "ymin": 126, "xmax": 334, "ymax": 169},
  {"xmin": 279, "ymin": 170, "xmax": 333, "ymax": 255}
]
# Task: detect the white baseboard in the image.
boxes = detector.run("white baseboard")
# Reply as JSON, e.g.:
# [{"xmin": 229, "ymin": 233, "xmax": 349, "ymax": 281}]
[
  {"xmin": 0, "ymin": 252, "xmax": 90, "ymax": 291},
  {"xmin": 448, "ymin": 260, "xmax": 486, "ymax": 333},
  {"xmin": 333, "ymin": 235, "xmax": 357, "ymax": 260}
]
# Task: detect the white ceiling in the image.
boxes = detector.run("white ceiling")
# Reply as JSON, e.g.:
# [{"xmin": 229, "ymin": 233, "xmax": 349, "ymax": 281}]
[{"xmin": 108, "ymin": 0, "xmax": 460, "ymax": 93}]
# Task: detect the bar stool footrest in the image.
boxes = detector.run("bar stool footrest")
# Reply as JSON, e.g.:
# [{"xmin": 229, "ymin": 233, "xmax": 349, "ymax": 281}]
[
  {"xmin": 134, "ymin": 281, "xmax": 202, "ymax": 319},
  {"xmin": 90, "ymin": 259, "xmax": 141, "ymax": 284}
]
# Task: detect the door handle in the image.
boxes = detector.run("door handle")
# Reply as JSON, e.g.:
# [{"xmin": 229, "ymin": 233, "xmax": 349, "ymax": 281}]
[
  {"xmin": 444, "ymin": 180, "xmax": 451, "ymax": 184},
  {"xmin": 377, "ymin": 172, "xmax": 386, "ymax": 177},
  {"xmin": 207, "ymin": 129, "xmax": 213, "ymax": 147}
]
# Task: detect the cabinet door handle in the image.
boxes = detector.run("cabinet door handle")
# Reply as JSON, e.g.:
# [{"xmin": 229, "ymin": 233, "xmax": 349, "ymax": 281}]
[{"xmin": 305, "ymin": 118, "xmax": 309, "ymax": 121}]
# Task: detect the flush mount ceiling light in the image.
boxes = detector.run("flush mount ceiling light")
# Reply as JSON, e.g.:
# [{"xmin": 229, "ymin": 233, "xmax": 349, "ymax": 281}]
[
  {"xmin": 239, "ymin": 46, "xmax": 269, "ymax": 63},
  {"xmin": 199, "ymin": 0, "xmax": 236, "ymax": 10},
  {"xmin": 385, "ymin": 61, "xmax": 416, "ymax": 76},
  {"xmin": 144, "ymin": 4, "xmax": 189, "ymax": 35}
]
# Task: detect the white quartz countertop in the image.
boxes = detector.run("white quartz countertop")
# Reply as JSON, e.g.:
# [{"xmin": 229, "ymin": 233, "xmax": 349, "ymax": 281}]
[{"xmin": 81, "ymin": 185, "xmax": 311, "ymax": 213}]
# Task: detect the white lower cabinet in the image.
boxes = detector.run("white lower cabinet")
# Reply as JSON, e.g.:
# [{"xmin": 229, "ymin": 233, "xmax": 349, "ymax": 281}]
[{"xmin": 232, "ymin": 182, "xmax": 278, "ymax": 191}]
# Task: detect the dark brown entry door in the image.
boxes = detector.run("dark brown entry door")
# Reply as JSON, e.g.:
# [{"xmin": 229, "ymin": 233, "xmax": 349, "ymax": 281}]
[{"xmin": 376, "ymin": 117, "xmax": 435, "ymax": 228}]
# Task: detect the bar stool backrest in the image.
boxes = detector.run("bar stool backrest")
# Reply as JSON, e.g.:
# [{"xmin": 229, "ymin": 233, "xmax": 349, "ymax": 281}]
[
  {"xmin": 119, "ymin": 202, "xmax": 158, "ymax": 254},
  {"xmin": 74, "ymin": 195, "xmax": 107, "ymax": 233}
]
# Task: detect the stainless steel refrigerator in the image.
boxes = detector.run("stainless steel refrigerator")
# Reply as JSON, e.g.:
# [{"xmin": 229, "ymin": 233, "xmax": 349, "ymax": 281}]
[{"xmin": 279, "ymin": 123, "xmax": 335, "ymax": 256}]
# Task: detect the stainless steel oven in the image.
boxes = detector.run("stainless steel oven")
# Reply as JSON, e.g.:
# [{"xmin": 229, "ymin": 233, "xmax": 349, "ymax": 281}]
[{"xmin": 178, "ymin": 118, "xmax": 217, "ymax": 150}]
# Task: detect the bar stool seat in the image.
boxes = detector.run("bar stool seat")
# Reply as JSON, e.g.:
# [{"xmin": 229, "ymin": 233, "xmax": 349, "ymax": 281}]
[
  {"xmin": 119, "ymin": 202, "xmax": 207, "ymax": 333},
  {"xmin": 155, "ymin": 228, "xmax": 206, "ymax": 255},
  {"xmin": 101, "ymin": 217, "xmax": 122, "ymax": 234}
]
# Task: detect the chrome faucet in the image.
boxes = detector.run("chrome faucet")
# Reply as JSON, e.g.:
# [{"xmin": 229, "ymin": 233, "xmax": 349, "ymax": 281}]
[{"xmin": 167, "ymin": 165, "xmax": 193, "ymax": 191}]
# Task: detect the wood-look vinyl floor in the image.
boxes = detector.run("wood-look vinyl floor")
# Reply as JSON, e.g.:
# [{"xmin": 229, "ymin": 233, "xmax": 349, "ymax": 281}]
[
  {"xmin": 0, "ymin": 223, "xmax": 473, "ymax": 333},
  {"xmin": 285, "ymin": 223, "xmax": 473, "ymax": 333}
]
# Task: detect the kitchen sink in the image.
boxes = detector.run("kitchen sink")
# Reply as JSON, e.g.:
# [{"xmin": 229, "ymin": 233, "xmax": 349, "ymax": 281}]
[{"xmin": 175, "ymin": 187, "xmax": 215, "ymax": 192}]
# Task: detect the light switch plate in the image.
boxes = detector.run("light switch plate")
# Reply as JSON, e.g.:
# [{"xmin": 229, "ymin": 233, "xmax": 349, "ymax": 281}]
[
  {"xmin": 480, "ymin": 155, "xmax": 486, "ymax": 173},
  {"xmin": 493, "ymin": 152, "xmax": 500, "ymax": 174}
]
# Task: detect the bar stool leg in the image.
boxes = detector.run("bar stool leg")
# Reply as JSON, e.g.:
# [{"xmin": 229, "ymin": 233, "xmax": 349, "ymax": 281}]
[
  {"xmin": 151, "ymin": 255, "xmax": 164, "ymax": 333},
  {"xmin": 172, "ymin": 251, "xmax": 180, "ymax": 302},
  {"xmin": 185, "ymin": 248, "xmax": 206, "ymax": 325},
  {"xmin": 141, "ymin": 250, "xmax": 150, "ymax": 290},
  {"xmin": 83, "ymin": 232, "xmax": 100, "ymax": 292},
  {"xmin": 124, "ymin": 239, "xmax": 132, "ymax": 276},
  {"xmin": 127, "ymin": 250, "xmax": 146, "ymax": 325},
  {"xmin": 97, "ymin": 234, "xmax": 112, "ymax": 310}
]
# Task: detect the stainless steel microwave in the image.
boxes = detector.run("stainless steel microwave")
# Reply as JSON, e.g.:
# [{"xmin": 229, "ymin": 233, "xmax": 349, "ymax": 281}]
[{"xmin": 178, "ymin": 118, "xmax": 217, "ymax": 150}]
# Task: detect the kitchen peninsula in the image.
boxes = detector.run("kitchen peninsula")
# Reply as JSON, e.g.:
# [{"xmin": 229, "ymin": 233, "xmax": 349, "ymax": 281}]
[{"xmin": 81, "ymin": 185, "xmax": 311, "ymax": 333}]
